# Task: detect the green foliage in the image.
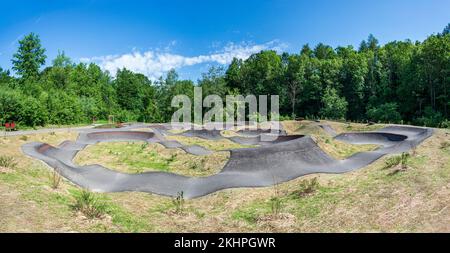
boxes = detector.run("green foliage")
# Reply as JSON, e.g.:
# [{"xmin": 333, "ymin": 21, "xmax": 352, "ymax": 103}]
[
  {"xmin": 0, "ymin": 28, "xmax": 449, "ymax": 128},
  {"xmin": 52, "ymin": 50, "xmax": 73, "ymax": 67},
  {"xmin": 320, "ymin": 87, "xmax": 348, "ymax": 120},
  {"xmin": 12, "ymin": 33, "xmax": 46, "ymax": 79},
  {"xmin": 367, "ymin": 103, "xmax": 402, "ymax": 123},
  {"xmin": 0, "ymin": 88, "xmax": 24, "ymax": 123},
  {"xmin": 414, "ymin": 106, "xmax": 444, "ymax": 127},
  {"xmin": 21, "ymin": 96, "xmax": 48, "ymax": 126}
]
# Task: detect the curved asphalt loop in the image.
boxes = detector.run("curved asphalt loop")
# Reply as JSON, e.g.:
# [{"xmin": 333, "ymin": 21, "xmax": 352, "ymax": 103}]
[{"xmin": 21, "ymin": 122, "xmax": 433, "ymax": 198}]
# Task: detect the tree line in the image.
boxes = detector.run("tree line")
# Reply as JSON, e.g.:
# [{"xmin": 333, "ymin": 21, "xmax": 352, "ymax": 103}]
[{"xmin": 0, "ymin": 24, "xmax": 449, "ymax": 128}]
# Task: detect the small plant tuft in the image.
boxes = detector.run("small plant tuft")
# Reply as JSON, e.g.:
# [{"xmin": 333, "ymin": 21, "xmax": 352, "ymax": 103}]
[
  {"xmin": 71, "ymin": 189, "xmax": 107, "ymax": 219},
  {"xmin": 386, "ymin": 152, "xmax": 410, "ymax": 175},
  {"xmin": 270, "ymin": 182, "xmax": 283, "ymax": 216},
  {"xmin": 440, "ymin": 141, "xmax": 450, "ymax": 150},
  {"xmin": 19, "ymin": 135, "xmax": 29, "ymax": 141},
  {"xmin": 139, "ymin": 142, "xmax": 148, "ymax": 152},
  {"xmin": 49, "ymin": 169, "xmax": 62, "ymax": 189},
  {"xmin": 292, "ymin": 177, "xmax": 319, "ymax": 197},
  {"xmin": 166, "ymin": 153, "xmax": 177, "ymax": 164},
  {"xmin": 383, "ymin": 155, "xmax": 402, "ymax": 169},
  {"xmin": 400, "ymin": 152, "xmax": 409, "ymax": 170},
  {"xmin": 172, "ymin": 191, "xmax": 185, "ymax": 214},
  {"xmin": 0, "ymin": 155, "xmax": 17, "ymax": 169}
]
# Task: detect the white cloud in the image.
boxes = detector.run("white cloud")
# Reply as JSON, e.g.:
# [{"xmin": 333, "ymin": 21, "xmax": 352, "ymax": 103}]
[{"xmin": 80, "ymin": 40, "xmax": 287, "ymax": 80}]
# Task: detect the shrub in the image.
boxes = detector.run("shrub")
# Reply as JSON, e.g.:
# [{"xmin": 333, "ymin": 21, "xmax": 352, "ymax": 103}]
[
  {"xmin": 366, "ymin": 103, "xmax": 401, "ymax": 123},
  {"xmin": 71, "ymin": 189, "xmax": 107, "ymax": 219},
  {"xmin": 320, "ymin": 87, "xmax": 348, "ymax": 120},
  {"xmin": 414, "ymin": 106, "xmax": 444, "ymax": 127},
  {"xmin": 21, "ymin": 96, "xmax": 48, "ymax": 127},
  {"xmin": 439, "ymin": 120, "xmax": 450, "ymax": 129},
  {"xmin": 0, "ymin": 88, "xmax": 24, "ymax": 123}
]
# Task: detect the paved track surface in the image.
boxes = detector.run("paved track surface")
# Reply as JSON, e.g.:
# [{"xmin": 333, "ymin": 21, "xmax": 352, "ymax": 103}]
[{"xmin": 21, "ymin": 123, "xmax": 433, "ymax": 198}]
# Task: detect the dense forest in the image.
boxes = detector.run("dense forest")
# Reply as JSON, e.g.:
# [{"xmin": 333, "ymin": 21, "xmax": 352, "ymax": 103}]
[{"xmin": 0, "ymin": 24, "xmax": 449, "ymax": 128}]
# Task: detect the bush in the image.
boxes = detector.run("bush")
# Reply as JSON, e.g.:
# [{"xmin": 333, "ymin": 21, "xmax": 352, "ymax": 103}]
[
  {"xmin": 21, "ymin": 96, "xmax": 48, "ymax": 126},
  {"xmin": 320, "ymin": 87, "xmax": 348, "ymax": 120},
  {"xmin": 115, "ymin": 109, "xmax": 139, "ymax": 123},
  {"xmin": 440, "ymin": 120, "xmax": 450, "ymax": 129},
  {"xmin": 366, "ymin": 102, "xmax": 402, "ymax": 123},
  {"xmin": 414, "ymin": 106, "xmax": 444, "ymax": 127},
  {"xmin": 0, "ymin": 88, "xmax": 24, "ymax": 123},
  {"xmin": 46, "ymin": 90, "xmax": 84, "ymax": 124}
]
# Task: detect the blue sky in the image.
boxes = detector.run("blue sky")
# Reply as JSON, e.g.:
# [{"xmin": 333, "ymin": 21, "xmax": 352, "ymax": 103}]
[{"xmin": 0, "ymin": 0, "xmax": 448, "ymax": 81}]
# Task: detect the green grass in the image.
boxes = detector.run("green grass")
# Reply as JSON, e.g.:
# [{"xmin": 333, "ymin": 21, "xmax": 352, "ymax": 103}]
[
  {"xmin": 75, "ymin": 141, "xmax": 230, "ymax": 177},
  {"xmin": 85, "ymin": 142, "xmax": 172, "ymax": 173}
]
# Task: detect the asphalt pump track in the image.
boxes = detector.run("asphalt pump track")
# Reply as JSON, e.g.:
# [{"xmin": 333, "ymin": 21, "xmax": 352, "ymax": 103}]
[{"xmin": 21, "ymin": 123, "xmax": 433, "ymax": 198}]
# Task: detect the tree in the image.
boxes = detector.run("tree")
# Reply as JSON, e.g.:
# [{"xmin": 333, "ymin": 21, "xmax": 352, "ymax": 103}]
[
  {"xmin": 320, "ymin": 87, "xmax": 348, "ymax": 120},
  {"xmin": 12, "ymin": 33, "xmax": 46, "ymax": 79},
  {"xmin": 338, "ymin": 46, "xmax": 368, "ymax": 120},
  {"xmin": 314, "ymin": 43, "xmax": 336, "ymax": 60},
  {"xmin": 284, "ymin": 54, "xmax": 306, "ymax": 117},
  {"xmin": 224, "ymin": 58, "xmax": 243, "ymax": 91},
  {"xmin": 52, "ymin": 50, "xmax": 73, "ymax": 67},
  {"xmin": 300, "ymin": 44, "xmax": 314, "ymax": 57},
  {"xmin": 443, "ymin": 23, "xmax": 450, "ymax": 35},
  {"xmin": 115, "ymin": 68, "xmax": 146, "ymax": 112},
  {"xmin": 0, "ymin": 67, "xmax": 12, "ymax": 87}
]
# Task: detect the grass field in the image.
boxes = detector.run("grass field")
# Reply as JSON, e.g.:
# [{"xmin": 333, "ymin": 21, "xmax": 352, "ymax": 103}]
[{"xmin": 1, "ymin": 121, "xmax": 449, "ymax": 232}]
